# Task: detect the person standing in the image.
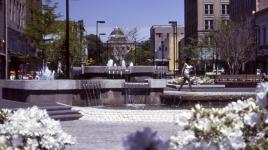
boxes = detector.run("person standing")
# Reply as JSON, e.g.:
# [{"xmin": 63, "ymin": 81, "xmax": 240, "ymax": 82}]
[{"xmin": 178, "ymin": 58, "xmax": 193, "ymax": 91}]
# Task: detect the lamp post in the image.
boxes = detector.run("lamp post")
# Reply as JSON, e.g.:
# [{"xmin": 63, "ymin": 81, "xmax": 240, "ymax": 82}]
[
  {"xmin": 134, "ymin": 38, "xmax": 137, "ymax": 65},
  {"xmin": 65, "ymin": 0, "xmax": 70, "ymax": 79},
  {"xmin": 4, "ymin": 0, "xmax": 8, "ymax": 79},
  {"xmin": 169, "ymin": 21, "xmax": 177, "ymax": 78},
  {"xmin": 96, "ymin": 21, "xmax": 105, "ymax": 64},
  {"xmin": 99, "ymin": 33, "xmax": 106, "ymax": 64}
]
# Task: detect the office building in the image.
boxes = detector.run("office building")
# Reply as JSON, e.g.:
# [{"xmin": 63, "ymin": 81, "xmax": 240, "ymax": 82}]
[{"xmin": 150, "ymin": 25, "xmax": 184, "ymax": 71}]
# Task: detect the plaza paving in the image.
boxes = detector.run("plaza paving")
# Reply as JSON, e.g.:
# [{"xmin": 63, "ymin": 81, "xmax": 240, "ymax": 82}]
[
  {"xmin": 61, "ymin": 105, "xmax": 189, "ymax": 150},
  {"xmin": 62, "ymin": 120, "xmax": 180, "ymax": 150}
]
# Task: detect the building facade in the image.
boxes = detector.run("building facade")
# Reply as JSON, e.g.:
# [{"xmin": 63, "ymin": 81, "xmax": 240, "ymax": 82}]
[
  {"xmin": 0, "ymin": 0, "xmax": 40, "ymax": 79},
  {"xmin": 184, "ymin": 0, "xmax": 230, "ymax": 45},
  {"xmin": 107, "ymin": 27, "xmax": 136, "ymax": 64},
  {"xmin": 184, "ymin": 0, "xmax": 229, "ymax": 73},
  {"xmin": 255, "ymin": 8, "xmax": 268, "ymax": 73},
  {"xmin": 150, "ymin": 25, "xmax": 184, "ymax": 71},
  {"xmin": 230, "ymin": 0, "xmax": 268, "ymax": 22}
]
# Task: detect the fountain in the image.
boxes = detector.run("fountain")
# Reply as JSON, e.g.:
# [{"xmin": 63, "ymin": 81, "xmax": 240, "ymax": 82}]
[{"xmin": 36, "ymin": 63, "xmax": 55, "ymax": 80}]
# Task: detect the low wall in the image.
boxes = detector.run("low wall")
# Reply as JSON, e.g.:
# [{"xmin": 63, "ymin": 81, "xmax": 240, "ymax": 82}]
[
  {"xmin": 161, "ymin": 91, "xmax": 256, "ymax": 108},
  {"xmin": 0, "ymin": 79, "xmax": 166, "ymax": 106}
]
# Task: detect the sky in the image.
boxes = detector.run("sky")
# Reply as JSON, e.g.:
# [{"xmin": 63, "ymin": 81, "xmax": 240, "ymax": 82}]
[{"xmin": 55, "ymin": 0, "xmax": 184, "ymax": 41}]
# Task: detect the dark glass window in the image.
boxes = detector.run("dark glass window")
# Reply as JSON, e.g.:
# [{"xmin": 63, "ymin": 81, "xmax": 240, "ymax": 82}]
[
  {"xmin": 222, "ymin": 4, "xmax": 229, "ymax": 15},
  {"xmin": 205, "ymin": 4, "xmax": 213, "ymax": 15},
  {"xmin": 205, "ymin": 20, "xmax": 214, "ymax": 30},
  {"xmin": 0, "ymin": 0, "xmax": 2, "ymax": 11},
  {"xmin": 263, "ymin": 27, "xmax": 267, "ymax": 45}
]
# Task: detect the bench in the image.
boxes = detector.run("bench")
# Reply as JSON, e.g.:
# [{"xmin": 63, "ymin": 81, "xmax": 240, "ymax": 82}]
[{"xmin": 215, "ymin": 75, "xmax": 262, "ymax": 87}]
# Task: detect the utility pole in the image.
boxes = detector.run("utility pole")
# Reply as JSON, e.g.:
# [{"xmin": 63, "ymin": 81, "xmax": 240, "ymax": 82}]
[
  {"xmin": 5, "ymin": 0, "xmax": 8, "ymax": 79},
  {"xmin": 169, "ymin": 21, "xmax": 177, "ymax": 78},
  {"xmin": 65, "ymin": 0, "xmax": 70, "ymax": 79}
]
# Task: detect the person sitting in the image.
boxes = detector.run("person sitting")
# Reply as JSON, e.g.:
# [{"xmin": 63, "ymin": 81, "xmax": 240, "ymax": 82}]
[
  {"xmin": 17, "ymin": 68, "xmax": 24, "ymax": 80},
  {"xmin": 178, "ymin": 57, "xmax": 193, "ymax": 91}
]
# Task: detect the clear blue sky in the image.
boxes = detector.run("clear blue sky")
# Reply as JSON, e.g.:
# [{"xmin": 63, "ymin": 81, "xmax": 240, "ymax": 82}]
[{"xmin": 55, "ymin": 0, "xmax": 184, "ymax": 41}]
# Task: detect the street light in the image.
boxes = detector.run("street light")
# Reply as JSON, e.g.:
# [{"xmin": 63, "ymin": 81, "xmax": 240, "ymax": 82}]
[
  {"xmin": 96, "ymin": 21, "xmax": 105, "ymax": 64},
  {"xmin": 169, "ymin": 21, "xmax": 177, "ymax": 78},
  {"xmin": 4, "ymin": 0, "xmax": 8, "ymax": 79},
  {"xmin": 65, "ymin": 0, "xmax": 70, "ymax": 79}
]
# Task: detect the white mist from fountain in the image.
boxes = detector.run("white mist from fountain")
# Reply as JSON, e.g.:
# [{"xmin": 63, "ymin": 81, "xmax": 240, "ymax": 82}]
[
  {"xmin": 36, "ymin": 63, "xmax": 55, "ymax": 80},
  {"xmin": 129, "ymin": 62, "xmax": 134, "ymax": 67},
  {"xmin": 107, "ymin": 59, "xmax": 114, "ymax": 67},
  {"xmin": 121, "ymin": 60, "xmax": 126, "ymax": 68}
]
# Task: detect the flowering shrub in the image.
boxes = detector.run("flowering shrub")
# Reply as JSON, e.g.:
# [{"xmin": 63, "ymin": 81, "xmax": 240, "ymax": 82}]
[
  {"xmin": 123, "ymin": 127, "xmax": 169, "ymax": 150},
  {"xmin": 0, "ymin": 106, "xmax": 75, "ymax": 150},
  {"xmin": 170, "ymin": 82, "xmax": 268, "ymax": 150},
  {"xmin": 168, "ymin": 76, "xmax": 214, "ymax": 85}
]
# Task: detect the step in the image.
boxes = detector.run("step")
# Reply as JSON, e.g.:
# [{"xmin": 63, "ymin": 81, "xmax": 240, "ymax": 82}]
[
  {"xmin": 51, "ymin": 114, "xmax": 82, "ymax": 121},
  {"xmin": 39, "ymin": 105, "xmax": 72, "ymax": 111},
  {"xmin": 47, "ymin": 110, "xmax": 80, "ymax": 116}
]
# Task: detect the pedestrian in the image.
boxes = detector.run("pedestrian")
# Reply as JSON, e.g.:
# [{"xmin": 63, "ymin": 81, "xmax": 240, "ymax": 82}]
[
  {"xmin": 18, "ymin": 67, "xmax": 23, "ymax": 80},
  {"xmin": 178, "ymin": 57, "xmax": 193, "ymax": 91},
  {"xmin": 9, "ymin": 68, "xmax": 16, "ymax": 80}
]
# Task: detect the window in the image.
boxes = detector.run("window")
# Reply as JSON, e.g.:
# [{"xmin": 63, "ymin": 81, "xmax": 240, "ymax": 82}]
[
  {"xmin": 0, "ymin": 0, "xmax": 2, "ymax": 11},
  {"xmin": 205, "ymin": 4, "xmax": 213, "ymax": 15},
  {"xmin": 263, "ymin": 27, "xmax": 267, "ymax": 45},
  {"xmin": 222, "ymin": 4, "xmax": 229, "ymax": 15},
  {"xmin": 257, "ymin": 28, "xmax": 261, "ymax": 46},
  {"xmin": 205, "ymin": 20, "xmax": 214, "ymax": 30}
]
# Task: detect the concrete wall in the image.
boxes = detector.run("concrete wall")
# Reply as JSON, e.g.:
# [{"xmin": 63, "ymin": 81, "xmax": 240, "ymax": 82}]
[{"xmin": 0, "ymin": 79, "xmax": 166, "ymax": 106}]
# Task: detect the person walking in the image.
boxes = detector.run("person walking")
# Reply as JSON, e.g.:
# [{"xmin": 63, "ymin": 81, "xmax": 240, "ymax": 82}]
[{"xmin": 178, "ymin": 57, "xmax": 193, "ymax": 91}]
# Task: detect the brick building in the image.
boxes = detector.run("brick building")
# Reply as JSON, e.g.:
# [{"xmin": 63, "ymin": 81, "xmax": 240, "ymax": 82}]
[
  {"xmin": 184, "ymin": 0, "xmax": 230, "ymax": 73},
  {"xmin": 230, "ymin": 0, "xmax": 268, "ymax": 22},
  {"xmin": 0, "ymin": 0, "xmax": 41, "ymax": 79},
  {"xmin": 184, "ymin": 0, "xmax": 230, "ymax": 45}
]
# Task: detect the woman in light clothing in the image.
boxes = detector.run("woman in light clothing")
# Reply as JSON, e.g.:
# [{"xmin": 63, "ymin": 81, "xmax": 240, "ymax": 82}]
[{"xmin": 178, "ymin": 58, "xmax": 193, "ymax": 91}]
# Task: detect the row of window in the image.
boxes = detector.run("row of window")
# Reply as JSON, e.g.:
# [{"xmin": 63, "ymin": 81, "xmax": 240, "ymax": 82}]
[
  {"xmin": 258, "ymin": 27, "xmax": 267, "ymax": 46},
  {"xmin": 204, "ymin": 20, "xmax": 229, "ymax": 30},
  {"xmin": 0, "ymin": 0, "xmax": 2, "ymax": 11},
  {"xmin": 205, "ymin": 4, "xmax": 229, "ymax": 15},
  {"xmin": 9, "ymin": 0, "xmax": 26, "ymax": 29}
]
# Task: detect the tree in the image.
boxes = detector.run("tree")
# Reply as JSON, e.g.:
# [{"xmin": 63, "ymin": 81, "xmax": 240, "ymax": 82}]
[
  {"xmin": 205, "ymin": 21, "xmax": 255, "ymax": 74},
  {"xmin": 128, "ymin": 40, "xmax": 153, "ymax": 65},
  {"xmin": 125, "ymin": 27, "xmax": 148, "ymax": 65},
  {"xmin": 45, "ymin": 21, "xmax": 86, "ymax": 72},
  {"xmin": 85, "ymin": 34, "xmax": 106, "ymax": 65},
  {"xmin": 24, "ymin": 0, "xmax": 61, "ymax": 60}
]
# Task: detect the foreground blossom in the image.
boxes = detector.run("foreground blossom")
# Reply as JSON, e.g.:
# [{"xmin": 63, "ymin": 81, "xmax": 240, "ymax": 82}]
[
  {"xmin": 0, "ymin": 106, "xmax": 75, "ymax": 149},
  {"xmin": 123, "ymin": 127, "xmax": 169, "ymax": 150},
  {"xmin": 171, "ymin": 82, "xmax": 268, "ymax": 150}
]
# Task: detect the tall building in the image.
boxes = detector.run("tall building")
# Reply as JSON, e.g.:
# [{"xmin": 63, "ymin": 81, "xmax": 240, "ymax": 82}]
[
  {"xmin": 255, "ymin": 8, "xmax": 268, "ymax": 73},
  {"xmin": 150, "ymin": 25, "xmax": 184, "ymax": 71},
  {"xmin": 0, "ymin": 0, "xmax": 41, "ymax": 79},
  {"xmin": 230, "ymin": 0, "xmax": 268, "ymax": 22},
  {"xmin": 184, "ymin": 0, "xmax": 230, "ymax": 45}
]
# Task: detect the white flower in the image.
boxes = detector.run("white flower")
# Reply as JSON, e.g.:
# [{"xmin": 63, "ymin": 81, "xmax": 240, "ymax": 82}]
[
  {"xmin": 0, "ymin": 135, "xmax": 6, "ymax": 145},
  {"xmin": 174, "ymin": 111, "xmax": 192, "ymax": 127},
  {"xmin": 244, "ymin": 112, "xmax": 260, "ymax": 127},
  {"xmin": 181, "ymin": 141, "xmax": 218, "ymax": 150},
  {"xmin": 194, "ymin": 118, "xmax": 211, "ymax": 132},
  {"xmin": 256, "ymin": 82, "xmax": 268, "ymax": 108},
  {"xmin": 0, "ymin": 107, "xmax": 75, "ymax": 149},
  {"xmin": 171, "ymin": 130, "xmax": 197, "ymax": 147}
]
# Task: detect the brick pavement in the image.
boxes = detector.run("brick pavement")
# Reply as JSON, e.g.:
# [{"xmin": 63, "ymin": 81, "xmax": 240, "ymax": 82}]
[{"xmin": 61, "ymin": 120, "xmax": 180, "ymax": 150}]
